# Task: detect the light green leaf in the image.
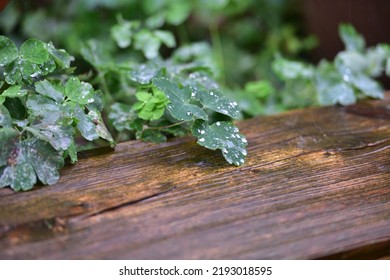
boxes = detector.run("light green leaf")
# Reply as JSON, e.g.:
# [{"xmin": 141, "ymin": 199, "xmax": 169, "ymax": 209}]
[
  {"xmin": 35, "ymin": 80, "xmax": 64, "ymax": 102},
  {"xmin": 154, "ymin": 30, "xmax": 176, "ymax": 48},
  {"xmin": 339, "ymin": 23, "xmax": 365, "ymax": 52},
  {"xmin": 111, "ymin": 21, "xmax": 133, "ymax": 48},
  {"xmin": 88, "ymin": 109, "xmax": 115, "ymax": 147},
  {"xmin": 317, "ymin": 83, "xmax": 356, "ymax": 106},
  {"xmin": 24, "ymin": 138, "xmax": 64, "ymax": 185},
  {"xmin": 0, "ymin": 105, "xmax": 12, "ymax": 127},
  {"xmin": 188, "ymin": 86, "xmax": 240, "ymax": 119},
  {"xmin": 153, "ymin": 77, "xmax": 208, "ymax": 121},
  {"xmin": 192, "ymin": 120, "xmax": 247, "ymax": 166},
  {"xmin": 0, "ymin": 127, "xmax": 20, "ymax": 166},
  {"xmin": 134, "ymin": 30, "xmax": 161, "ymax": 59},
  {"xmin": 74, "ymin": 105, "xmax": 99, "ymax": 141},
  {"xmin": 28, "ymin": 124, "xmax": 74, "ymax": 151},
  {"xmin": 1, "ymin": 85, "xmax": 25, "ymax": 98},
  {"xmin": 65, "ymin": 77, "xmax": 95, "ymax": 105},
  {"xmin": 272, "ymin": 57, "xmax": 314, "ymax": 80},
  {"xmin": 109, "ymin": 103, "xmax": 137, "ymax": 132},
  {"xmin": 0, "ymin": 36, "xmax": 18, "ymax": 65},
  {"xmin": 20, "ymin": 38, "xmax": 50, "ymax": 64},
  {"xmin": 46, "ymin": 42, "xmax": 73, "ymax": 69}
]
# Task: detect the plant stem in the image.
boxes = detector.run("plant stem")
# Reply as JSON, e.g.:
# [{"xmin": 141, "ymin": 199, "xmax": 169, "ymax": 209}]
[{"xmin": 146, "ymin": 120, "xmax": 190, "ymax": 130}]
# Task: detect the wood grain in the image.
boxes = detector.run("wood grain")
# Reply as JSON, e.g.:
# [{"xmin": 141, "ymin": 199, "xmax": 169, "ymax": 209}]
[{"xmin": 1, "ymin": 96, "xmax": 390, "ymax": 259}]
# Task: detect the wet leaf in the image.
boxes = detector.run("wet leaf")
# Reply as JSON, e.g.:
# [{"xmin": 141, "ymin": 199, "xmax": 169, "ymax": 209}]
[
  {"xmin": 0, "ymin": 105, "xmax": 12, "ymax": 127},
  {"xmin": 35, "ymin": 79, "xmax": 64, "ymax": 102},
  {"xmin": 192, "ymin": 120, "xmax": 247, "ymax": 166},
  {"xmin": 20, "ymin": 38, "xmax": 50, "ymax": 64},
  {"xmin": 188, "ymin": 86, "xmax": 240, "ymax": 119},
  {"xmin": 153, "ymin": 77, "xmax": 208, "ymax": 121},
  {"xmin": 0, "ymin": 35, "xmax": 18, "ymax": 65},
  {"xmin": 339, "ymin": 23, "xmax": 365, "ymax": 52},
  {"xmin": 109, "ymin": 103, "xmax": 137, "ymax": 132}
]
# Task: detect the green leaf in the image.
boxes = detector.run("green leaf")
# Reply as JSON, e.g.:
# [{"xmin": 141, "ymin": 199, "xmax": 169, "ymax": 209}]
[
  {"xmin": 46, "ymin": 42, "xmax": 73, "ymax": 69},
  {"xmin": 188, "ymin": 86, "xmax": 240, "ymax": 119},
  {"xmin": 24, "ymin": 138, "xmax": 64, "ymax": 185},
  {"xmin": 74, "ymin": 105, "xmax": 99, "ymax": 141},
  {"xmin": 0, "ymin": 36, "xmax": 18, "ymax": 65},
  {"xmin": 134, "ymin": 30, "xmax": 161, "ymax": 59},
  {"xmin": 339, "ymin": 23, "xmax": 365, "ymax": 52},
  {"xmin": 35, "ymin": 80, "xmax": 64, "ymax": 102},
  {"xmin": 1, "ymin": 85, "xmax": 25, "ymax": 98},
  {"xmin": 28, "ymin": 124, "xmax": 74, "ymax": 151},
  {"xmin": 128, "ymin": 61, "xmax": 160, "ymax": 84},
  {"xmin": 65, "ymin": 77, "xmax": 95, "ymax": 105},
  {"xmin": 316, "ymin": 61, "xmax": 356, "ymax": 105},
  {"xmin": 67, "ymin": 142, "xmax": 78, "ymax": 164},
  {"xmin": 0, "ymin": 105, "xmax": 12, "ymax": 127},
  {"xmin": 0, "ymin": 127, "xmax": 19, "ymax": 166},
  {"xmin": 154, "ymin": 30, "xmax": 176, "ymax": 48},
  {"xmin": 153, "ymin": 77, "xmax": 208, "ymax": 121},
  {"xmin": 111, "ymin": 21, "xmax": 133, "ymax": 48},
  {"xmin": 20, "ymin": 38, "xmax": 50, "ymax": 64},
  {"xmin": 87, "ymin": 109, "xmax": 115, "ymax": 147},
  {"xmin": 272, "ymin": 56, "xmax": 314, "ymax": 80},
  {"xmin": 192, "ymin": 120, "xmax": 247, "ymax": 166},
  {"xmin": 139, "ymin": 129, "xmax": 167, "ymax": 143},
  {"xmin": 109, "ymin": 103, "xmax": 137, "ymax": 132}
]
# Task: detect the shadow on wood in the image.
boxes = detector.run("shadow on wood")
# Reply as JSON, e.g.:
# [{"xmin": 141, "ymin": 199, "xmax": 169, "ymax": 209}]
[{"xmin": 1, "ymin": 95, "xmax": 390, "ymax": 259}]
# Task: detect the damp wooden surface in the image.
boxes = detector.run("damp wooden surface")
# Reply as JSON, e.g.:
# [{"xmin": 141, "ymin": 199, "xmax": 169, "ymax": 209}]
[{"xmin": 1, "ymin": 96, "xmax": 390, "ymax": 260}]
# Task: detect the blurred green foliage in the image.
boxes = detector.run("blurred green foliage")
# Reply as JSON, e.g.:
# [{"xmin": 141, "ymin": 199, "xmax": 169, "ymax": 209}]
[{"xmin": 0, "ymin": 0, "xmax": 317, "ymax": 117}]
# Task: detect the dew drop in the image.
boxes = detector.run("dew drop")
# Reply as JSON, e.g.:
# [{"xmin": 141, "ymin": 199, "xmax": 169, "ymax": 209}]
[
  {"xmin": 199, "ymin": 138, "xmax": 205, "ymax": 142},
  {"xmin": 242, "ymin": 138, "xmax": 248, "ymax": 143},
  {"xmin": 210, "ymin": 91, "xmax": 214, "ymax": 96},
  {"xmin": 200, "ymin": 130, "xmax": 205, "ymax": 134},
  {"xmin": 216, "ymin": 122, "xmax": 221, "ymax": 126},
  {"xmin": 240, "ymin": 159, "xmax": 244, "ymax": 164}
]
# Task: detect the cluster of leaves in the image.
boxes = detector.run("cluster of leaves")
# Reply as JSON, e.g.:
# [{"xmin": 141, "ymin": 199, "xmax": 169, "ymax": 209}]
[
  {"xmin": 272, "ymin": 24, "xmax": 390, "ymax": 107},
  {"xmin": 81, "ymin": 17, "xmax": 248, "ymax": 166},
  {"xmin": 0, "ymin": 36, "xmax": 113, "ymax": 191}
]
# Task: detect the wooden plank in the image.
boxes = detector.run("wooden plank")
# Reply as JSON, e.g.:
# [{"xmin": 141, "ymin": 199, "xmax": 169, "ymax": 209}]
[{"xmin": 1, "ymin": 96, "xmax": 390, "ymax": 259}]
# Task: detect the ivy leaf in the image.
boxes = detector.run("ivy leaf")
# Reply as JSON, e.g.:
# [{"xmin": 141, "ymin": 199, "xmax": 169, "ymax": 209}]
[
  {"xmin": 28, "ymin": 124, "xmax": 74, "ymax": 151},
  {"xmin": 20, "ymin": 38, "xmax": 50, "ymax": 64},
  {"xmin": 134, "ymin": 30, "xmax": 161, "ymax": 59},
  {"xmin": 188, "ymin": 86, "xmax": 240, "ymax": 119},
  {"xmin": 153, "ymin": 77, "xmax": 208, "ymax": 121},
  {"xmin": 109, "ymin": 103, "xmax": 138, "ymax": 132},
  {"xmin": 74, "ymin": 105, "xmax": 98, "ymax": 141},
  {"xmin": 35, "ymin": 79, "xmax": 64, "ymax": 102},
  {"xmin": 154, "ymin": 30, "xmax": 176, "ymax": 48},
  {"xmin": 316, "ymin": 61, "xmax": 356, "ymax": 105},
  {"xmin": 87, "ymin": 108, "xmax": 115, "ymax": 147},
  {"xmin": 0, "ymin": 105, "xmax": 12, "ymax": 127},
  {"xmin": 192, "ymin": 120, "xmax": 247, "ymax": 166},
  {"xmin": 1, "ymin": 85, "xmax": 27, "ymax": 98},
  {"xmin": 111, "ymin": 21, "xmax": 135, "ymax": 48},
  {"xmin": 24, "ymin": 138, "xmax": 64, "ymax": 185},
  {"xmin": 128, "ymin": 61, "xmax": 160, "ymax": 84},
  {"xmin": 0, "ymin": 128, "xmax": 64, "ymax": 191},
  {"xmin": 65, "ymin": 77, "xmax": 95, "ymax": 105},
  {"xmin": 272, "ymin": 56, "xmax": 314, "ymax": 80},
  {"xmin": 0, "ymin": 35, "xmax": 18, "ymax": 65},
  {"xmin": 339, "ymin": 23, "xmax": 365, "ymax": 52},
  {"xmin": 46, "ymin": 42, "xmax": 73, "ymax": 69}
]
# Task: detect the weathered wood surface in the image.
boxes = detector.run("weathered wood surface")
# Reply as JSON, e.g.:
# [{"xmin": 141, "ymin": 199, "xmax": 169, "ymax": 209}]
[{"xmin": 1, "ymin": 96, "xmax": 390, "ymax": 259}]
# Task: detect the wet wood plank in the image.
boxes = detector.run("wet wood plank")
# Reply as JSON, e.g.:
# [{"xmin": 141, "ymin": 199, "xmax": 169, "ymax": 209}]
[{"xmin": 1, "ymin": 96, "xmax": 390, "ymax": 259}]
